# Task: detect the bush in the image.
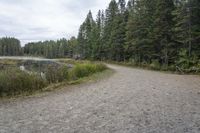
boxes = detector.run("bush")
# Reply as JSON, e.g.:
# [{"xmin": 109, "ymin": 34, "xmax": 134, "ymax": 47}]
[
  {"xmin": 45, "ymin": 65, "xmax": 69, "ymax": 83},
  {"xmin": 0, "ymin": 68, "xmax": 47, "ymax": 97},
  {"xmin": 150, "ymin": 60, "xmax": 161, "ymax": 70},
  {"xmin": 69, "ymin": 63, "xmax": 107, "ymax": 80},
  {"xmin": 128, "ymin": 59, "xmax": 136, "ymax": 66},
  {"xmin": 141, "ymin": 61, "xmax": 149, "ymax": 68},
  {"xmin": 168, "ymin": 65, "xmax": 176, "ymax": 71}
]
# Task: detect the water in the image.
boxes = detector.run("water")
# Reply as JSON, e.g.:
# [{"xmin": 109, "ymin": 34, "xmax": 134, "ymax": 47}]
[
  {"xmin": 0, "ymin": 56, "xmax": 72, "ymax": 70},
  {"xmin": 0, "ymin": 56, "xmax": 56, "ymax": 61}
]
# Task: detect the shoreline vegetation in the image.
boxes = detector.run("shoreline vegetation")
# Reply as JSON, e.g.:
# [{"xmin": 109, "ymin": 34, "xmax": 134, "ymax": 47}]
[{"xmin": 0, "ymin": 59, "xmax": 108, "ymax": 98}]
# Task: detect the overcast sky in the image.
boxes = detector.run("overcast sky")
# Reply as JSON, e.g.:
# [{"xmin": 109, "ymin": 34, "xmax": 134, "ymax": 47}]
[{"xmin": 0, "ymin": 0, "xmax": 110, "ymax": 46}]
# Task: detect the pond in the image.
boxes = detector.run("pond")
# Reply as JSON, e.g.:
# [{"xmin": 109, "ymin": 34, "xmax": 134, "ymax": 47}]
[
  {"xmin": 0, "ymin": 56, "xmax": 56, "ymax": 61},
  {"xmin": 0, "ymin": 56, "xmax": 72, "ymax": 77}
]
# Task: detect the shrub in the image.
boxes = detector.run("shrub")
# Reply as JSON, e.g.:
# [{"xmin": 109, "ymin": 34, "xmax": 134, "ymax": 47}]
[
  {"xmin": 150, "ymin": 60, "xmax": 161, "ymax": 70},
  {"xmin": 168, "ymin": 65, "xmax": 176, "ymax": 71},
  {"xmin": 45, "ymin": 65, "xmax": 69, "ymax": 83},
  {"xmin": 141, "ymin": 61, "xmax": 148, "ymax": 68},
  {"xmin": 69, "ymin": 63, "xmax": 107, "ymax": 80},
  {"xmin": 124, "ymin": 59, "xmax": 136, "ymax": 66},
  {"xmin": 0, "ymin": 68, "xmax": 47, "ymax": 97}
]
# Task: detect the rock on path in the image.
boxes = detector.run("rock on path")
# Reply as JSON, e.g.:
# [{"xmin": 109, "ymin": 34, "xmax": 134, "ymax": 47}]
[{"xmin": 0, "ymin": 64, "xmax": 200, "ymax": 133}]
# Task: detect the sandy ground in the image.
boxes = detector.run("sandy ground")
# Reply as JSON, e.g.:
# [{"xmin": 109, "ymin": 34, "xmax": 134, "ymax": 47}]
[{"xmin": 0, "ymin": 64, "xmax": 200, "ymax": 133}]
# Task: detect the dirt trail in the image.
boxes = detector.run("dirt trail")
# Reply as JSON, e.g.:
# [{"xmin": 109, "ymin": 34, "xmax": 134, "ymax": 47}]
[{"xmin": 0, "ymin": 64, "xmax": 200, "ymax": 133}]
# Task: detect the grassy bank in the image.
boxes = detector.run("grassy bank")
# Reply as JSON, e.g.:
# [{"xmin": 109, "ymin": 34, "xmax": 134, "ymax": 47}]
[{"xmin": 0, "ymin": 61, "xmax": 108, "ymax": 98}]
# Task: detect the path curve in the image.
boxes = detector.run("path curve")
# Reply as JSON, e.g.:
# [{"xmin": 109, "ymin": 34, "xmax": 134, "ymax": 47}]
[{"xmin": 0, "ymin": 64, "xmax": 200, "ymax": 133}]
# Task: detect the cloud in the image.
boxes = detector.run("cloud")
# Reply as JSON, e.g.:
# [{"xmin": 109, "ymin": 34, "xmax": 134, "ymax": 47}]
[{"xmin": 0, "ymin": 0, "xmax": 110, "ymax": 46}]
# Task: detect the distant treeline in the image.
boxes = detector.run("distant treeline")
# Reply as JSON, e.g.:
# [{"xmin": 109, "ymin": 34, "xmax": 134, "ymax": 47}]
[
  {"xmin": 0, "ymin": 37, "xmax": 23, "ymax": 56},
  {"xmin": 0, "ymin": 37, "xmax": 78, "ymax": 59},
  {"xmin": 24, "ymin": 37, "xmax": 78, "ymax": 58}
]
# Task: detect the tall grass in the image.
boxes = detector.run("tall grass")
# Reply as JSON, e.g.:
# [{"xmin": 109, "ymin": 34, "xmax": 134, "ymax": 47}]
[
  {"xmin": 69, "ymin": 63, "xmax": 107, "ymax": 80},
  {"xmin": 0, "ymin": 68, "xmax": 47, "ymax": 97},
  {"xmin": 45, "ymin": 65, "xmax": 69, "ymax": 83}
]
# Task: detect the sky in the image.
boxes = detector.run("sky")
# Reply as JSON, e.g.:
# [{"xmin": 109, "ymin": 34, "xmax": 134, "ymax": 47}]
[{"xmin": 0, "ymin": 0, "xmax": 110, "ymax": 46}]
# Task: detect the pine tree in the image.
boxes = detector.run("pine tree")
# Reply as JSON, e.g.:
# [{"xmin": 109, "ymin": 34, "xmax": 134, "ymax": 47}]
[
  {"xmin": 118, "ymin": 0, "xmax": 126, "ymax": 13},
  {"xmin": 126, "ymin": 0, "xmax": 157, "ymax": 64},
  {"xmin": 91, "ymin": 10, "xmax": 103, "ymax": 60},
  {"xmin": 153, "ymin": 0, "xmax": 176, "ymax": 66},
  {"xmin": 102, "ymin": 0, "xmax": 118, "ymax": 60},
  {"xmin": 125, "ymin": 0, "xmax": 136, "ymax": 60},
  {"xmin": 127, "ymin": 0, "xmax": 135, "ymax": 11},
  {"xmin": 109, "ymin": 0, "xmax": 127, "ymax": 61},
  {"xmin": 99, "ymin": 10, "xmax": 106, "ymax": 60},
  {"xmin": 187, "ymin": 0, "xmax": 200, "ymax": 58},
  {"xmin": 77, "ymin": 10, "xmax": 96, "ymax": 59},
  {"xmin": 174, "ymin": 0, "xmax": 200, "ymax": 69}
]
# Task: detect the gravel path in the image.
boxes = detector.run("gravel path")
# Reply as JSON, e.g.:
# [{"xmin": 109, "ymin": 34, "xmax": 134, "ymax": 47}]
[{"xmin": 0, "ymin": 64, "xmax": 200, "ymax": 133}]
